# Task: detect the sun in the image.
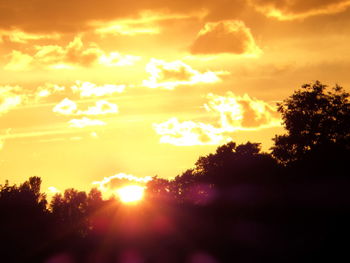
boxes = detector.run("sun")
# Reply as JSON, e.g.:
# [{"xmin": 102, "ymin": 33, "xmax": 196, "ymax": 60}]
[{"xmin": 117, "ymin": 185, "xmax": 145, "ymax": 204}]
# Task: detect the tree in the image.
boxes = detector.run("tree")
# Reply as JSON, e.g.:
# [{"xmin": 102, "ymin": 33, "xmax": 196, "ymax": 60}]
[
  {"xmin": 194, "ymin": 141, "xmax": 277, "ymax": 183},
  {"xmin": 50, "ymin": 188, "xmax": 88, "ymax": 236},
  {"xmin": 0, "ymin": 177, "xmax": 51, "ymax": 262},
  {"xmin": 272, "ymin": 81, "xmax": 350, "ymax": 164},
  {"xmin": 147, "ymin": 176, "xmax": 172, "ymax": 200}
]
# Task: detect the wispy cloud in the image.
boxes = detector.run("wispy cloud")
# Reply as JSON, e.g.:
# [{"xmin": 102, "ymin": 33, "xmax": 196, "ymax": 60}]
[
  {"xmin": 68, "ymin": 117, "xmax": 106, "ymax": 128},
  {"xmin": 143, "ymin": 59, "xmax": 224, "ymax": 89},
  {"xmin": 77, "ymin": 100, "xmax": 118, "ymax": 115},
  {"xmin": 250, "ymin": 0, "xmax": 350, "ymax": 20},
  {"xmin": 0, "ymin": 85, "xmax": 25, "ymax": 115},
  {"xmin": 53, "ymin": 98, "xmax": 118, "ymax": 116},
  {"xmin": 71, "ymin": 81, "xmax": 126, "ymax": 97},
  {"xmin": 154, "ymin": 117, "xmax": 228, "ymax": 146},
  {"xmin": 4, "ymin": 37, "xmax": 139, "ymax": 70},
  {"xmin": 0, "ymin": 29, "xmax": 60, "ymax": 44}
]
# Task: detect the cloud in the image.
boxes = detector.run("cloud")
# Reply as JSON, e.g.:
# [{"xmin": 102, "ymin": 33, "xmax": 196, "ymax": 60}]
[
  {"xmin": 53, "ymin": 98, "xmax": 78, "ymax": 115},
  {"xmin": 0, "ymin": 1, "xmax": 237, "ymax": 33},
  {"xmin": 53, "ymin": 98, "xmax": 118, "ymax": 116},
  {"xmin": 35, "ymin": 83, "xmax": 66, "ymax": 101},
  {"xmin": 99, "ymin": 52, "xmax": 140, "ymax": 67},
  {"xmin": 34, "ymin": 81, "xmax": 126, "ymax": 103},
  {"xmin": 0, "ymin": 85, "xmax": 25, "ymax": 115},
  {"xmin": 92, "ymin": 173, "xmax": 152, "ymax": 198},
  {"xmin": 52, "ymin": 98, "xmax": 116, "ymax": 129},
  {"xmin": 154, "ymin": 92, "xmax": 281, "ymax": 146},
  {"xmin": 0, "ymin": 29, "xmax": 60, "ymax": 43},
  {"xmin": 77, "ymin": 100, "xmax": 118, "ymax": 115},
  {"xmin": 92, "ymin": 12, "xmax": 164, "ymax": 36},
  {"xmin": 205, "ymin": 92, "xmax": 281, "ymax": 131},
  {"xmin": 0, "ymin": 0, "xmax": 348, "ymax": 35},
  {"xmin": 153, "ymin": 117, "xmax": 229, "ymax": 146},
  {"xmin": 68, "ymin": 117, "xmax": 106, "ymax": 128},
  {"xmin": 4, "ymin": 51, "xmax": 33, "ymax": 71},
  {"xmin": 190, "ymin": 20, "xmax": 262, "ymax": 56},
  {"xmin": 92, "ymin": 11, "xmax": 207, "ymax": 36},
  {"xmin": 143, "ymin": 59, "xmax": 224, "ymax": 89},
  {"xmin": 250, "ymin": 0, "xmax": 350, "ymax": 20},
  {"xmin": 71, "ymin": 81, "xmax": 126, "ymax": 97},
  {"xmin": 4, "ymin": 37, "xmax": 139, "ymax": 70}
]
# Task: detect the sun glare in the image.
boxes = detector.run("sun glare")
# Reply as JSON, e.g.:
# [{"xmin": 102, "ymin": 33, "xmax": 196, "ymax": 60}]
[{"xmin": 117, "ymin": 185, "xmax": 145, "ymax": 204}]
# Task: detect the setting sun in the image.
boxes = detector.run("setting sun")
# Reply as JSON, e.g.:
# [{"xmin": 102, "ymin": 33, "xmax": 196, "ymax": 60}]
[{"xmin": 117, "ymin": 185, "xmax": 145, "ymax": 204}]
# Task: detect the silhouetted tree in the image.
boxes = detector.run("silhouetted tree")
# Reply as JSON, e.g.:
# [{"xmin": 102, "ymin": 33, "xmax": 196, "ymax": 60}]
[
  {"xmin": 86, "ymin": 187, "xmax": 103, "ymax": 214},
  {"xmin": 50, "ymin": 188, "xmax": 89, "ymax": 237},
  {"xmin": 194, "ymin": 141, "xmax": 278, "ymax": 185},
  {"xmin": 272, "ymin": 81, "xmax": 350, "ymax": 164},
  {"xmin": 0, "ymin": 177, "xmax": 51, "ymax": 262},
  {"xmin": 148, "ymin": 142, "xmax": 280, "ymax": 205},
  {"xmin": 147, "ymin": 176, "xmax": 172, "ymax": 200}
]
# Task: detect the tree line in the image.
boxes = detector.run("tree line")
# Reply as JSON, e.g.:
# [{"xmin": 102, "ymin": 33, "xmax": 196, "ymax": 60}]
[{"xmin": 1, "ymin": 81, "xmax": 350, "ymax": 263}]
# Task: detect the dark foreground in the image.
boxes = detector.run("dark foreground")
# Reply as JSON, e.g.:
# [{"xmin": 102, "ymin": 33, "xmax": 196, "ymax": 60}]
[{"xmin": 1, "ymin": 174, "xmax": 350, "ymax": 263}]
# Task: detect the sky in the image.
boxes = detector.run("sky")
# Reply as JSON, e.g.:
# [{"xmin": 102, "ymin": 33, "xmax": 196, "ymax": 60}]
[{"xmin": 1, "ymin": 0, "xmax": 350, "ymax": 195}]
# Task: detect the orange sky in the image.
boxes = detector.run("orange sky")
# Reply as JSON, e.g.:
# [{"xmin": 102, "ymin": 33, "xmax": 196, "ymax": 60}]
[{"xmin": 1, "ymin": 0, "xmax": 350, "ymax": 194}]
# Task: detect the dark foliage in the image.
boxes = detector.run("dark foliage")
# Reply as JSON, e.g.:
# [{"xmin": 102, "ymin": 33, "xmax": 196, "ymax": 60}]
[
  {"xmin": 272, "ymin": 81, "xmax": 350, "ymax": 165},
  {"xmin": 0, "ymin": 81, "xmax": 350, "ymax": 263}
]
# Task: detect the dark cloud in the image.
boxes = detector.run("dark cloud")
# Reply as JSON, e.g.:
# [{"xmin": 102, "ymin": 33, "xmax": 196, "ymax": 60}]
[
  {"xmin": 0, "ymin": 0, "xmax": 241, "ymax": 33},
  {"xmin": 0, "ymin": 0, "xmax": 349, "ymax": 33}
]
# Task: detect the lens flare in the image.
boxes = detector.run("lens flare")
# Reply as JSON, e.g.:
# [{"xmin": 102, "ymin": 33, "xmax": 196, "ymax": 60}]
[{"xmin": 117, "ymin": 185, "xmax": 145, "ymax": 204}]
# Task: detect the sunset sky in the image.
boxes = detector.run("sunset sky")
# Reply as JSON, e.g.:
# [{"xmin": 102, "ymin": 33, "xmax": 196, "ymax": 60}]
[{"xmin": 1, "ymin": 0, "xmax": 350, "ymax": 194}]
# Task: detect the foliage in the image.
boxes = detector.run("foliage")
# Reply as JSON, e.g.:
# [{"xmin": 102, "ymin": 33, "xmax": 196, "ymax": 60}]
[
  {"xmin": 272, "ymin": 81, "xmax": 350, "ymax": 164},
  {"xmin": 147, "ymin": 141, "xmax": 279, "ymax": 204}
]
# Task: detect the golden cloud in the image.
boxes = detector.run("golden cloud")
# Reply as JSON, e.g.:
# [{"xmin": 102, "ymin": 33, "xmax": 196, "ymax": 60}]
[
  {"xmin": 34, "ymin": 81, "xmax": 126, "ymax": 103},
  {"xmin": 53, "ymin": 98, "xmax": 118, "ymax": 116},
  {"xmin": 205, "ymin": 92, "xmax": 281, "ymax": 131},
  {"xmin": 0, "ymin": 85, "xmax": 25, "ymax": 115},
  {"xmin": 154, "ymin": 92, "xmax": 281, "ymax": 146},
  {"xmin": 77, "ymin": 100, "xmax": 118, "ymax": 115},
  {"xmin": 4, "ymin": 37, "xmax": 139, "ymax": 70},
  {"xmin": 4, "ymin": 51, "xmax": 33, "ymax": 71},
  {"xmin": 99, "ymin": 52, "xmax": 140, "ymax": 67},
  {"xmin": 190, "ymin": 20, "xmax": 262, "ymax": 56},
  {"xmin": 35, "ymin": 83, "xmax": 66, "ymax": 101},
  {"xmin": 71, "ymin": 81, "xmax": 126, "ymax": 97},
  {"xmin": 0, "ymin": 29, "xmax": 60, "ymax": 44},
  {"xmin": 68, "ymin": 117, "xmax": 106, "ymax": 128},
  {"xmin": 53, "ymin": 98, "xmax": 78, "ymax": 115},
  {"xmin": 92, "ymin": 13, "xmax": 161, "ymax": 36},
  {"xmin": 153, "ymin": 117, "xmax": 229, "ymax": 146},
  {"xmin": 92, "ymin": 11, "xmax": 206, "ymax": 36},
  {"xmin": 250, "ymin": 0, "xmax": 350, "ymax": 20},
  {"xmin": 143, "ymin": 59, "xmax": 223, "ymax": 89},
  {"xmin": 92, "ymin": 173, "xmax": 152, "ymax": 198}
]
